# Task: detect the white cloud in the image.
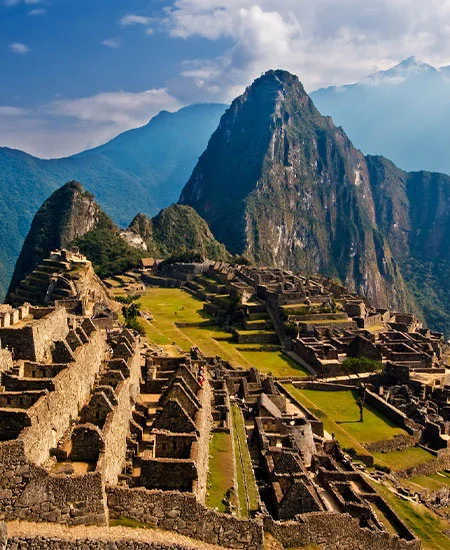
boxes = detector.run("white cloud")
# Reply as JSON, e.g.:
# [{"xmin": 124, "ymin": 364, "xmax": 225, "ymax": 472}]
[
  {"xmin": 9, "ymin": 43, "xmax": 30, "ymax": 54},
  {"xmin": 162, "ymin": 0, "xmax": 450, "ymax": 99},
  {"xmin": 28, "ymin": 8, "xmax": 45, "ymax": 15},
  {"xmin": 0, "ymin": 106, "xmax": 26, "ymax": 116},
  {"xmin": 102, "ymin": 38, "xmax": 120, "ymax": 48},
  {"xmin": 5, "ymin": 0, "xmax": 42, "ymax": 5},
  {"xmin": 46, "ymin": 89, "xmax": 181, "ymax": 125},
  {"xmin": 119, "ymin": 14, "xmax": 152, "ymax": 26},
  {"xmin": 0, "ymin": 88, "xmax": 183, "ymax": 158}
]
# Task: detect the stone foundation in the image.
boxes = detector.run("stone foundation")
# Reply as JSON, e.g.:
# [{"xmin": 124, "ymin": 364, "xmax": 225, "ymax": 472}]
[{"xmin": 107, "ymin": 487, "xmax": 263, "ymax": 550}]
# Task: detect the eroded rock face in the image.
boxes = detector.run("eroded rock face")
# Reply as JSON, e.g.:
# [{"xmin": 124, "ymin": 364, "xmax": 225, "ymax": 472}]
[
  {"xmin": 7, "ymin": 182, "xmax": 103, "ymax": 294},
  {"xmin": 180, "ymin": 70, "xmax": 407, "ymax": 310}
]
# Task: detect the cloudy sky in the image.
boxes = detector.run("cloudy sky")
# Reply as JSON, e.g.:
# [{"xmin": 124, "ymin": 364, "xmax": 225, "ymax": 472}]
[{"xmin": 2, "ymin": 0, "xmax": 450, "ymax": 158}]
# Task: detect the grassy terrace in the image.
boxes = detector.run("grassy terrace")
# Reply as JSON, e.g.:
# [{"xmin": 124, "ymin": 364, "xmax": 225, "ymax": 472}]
[
  {"xmin": 375, "ymin": 483, "xmax": 450, "ymax": 550},
  {"xmin": 286, "ymin": 385, "xmax": 406, "ymax": 445},
  {"xmin": 138, "ymin": 287, "xmax": 309, "ymax": 377},
  {"xmin": 206, "ymin": 432, "xmax": 235, "ymax": 513},
  {"xmin": 372, "ymin": 447, "xmax": 435, "ymax": 472},
  {"xmin": 231, "ymin": 404, "xmax": 260, "ymax": 517},
  {"xmin": 285, "ymin": 385, "xmax": 436, "ymax": 470},
  {"xmin": 406, "ymin": 471, "xmax": 450, "ymax": 492}
]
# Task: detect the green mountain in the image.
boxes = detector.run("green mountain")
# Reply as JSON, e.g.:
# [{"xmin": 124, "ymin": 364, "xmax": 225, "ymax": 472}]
[
  {"xmin": 8, "ymin": 183, "xmax": 230, "ymax": 300},
  {"xmin": 127, "ymin": 205, "xmax": 230, "ymax": 261},
  {"xmin": 179, "ymin": 70, "xmax": 450, "ymax": 335},
  {"xmin": 0, "ymin": 103, "xmax": 226, "ymax": 299},
  {"xmin": 7, "ymin": 181, "xmax": 141, "ymax": 298}
]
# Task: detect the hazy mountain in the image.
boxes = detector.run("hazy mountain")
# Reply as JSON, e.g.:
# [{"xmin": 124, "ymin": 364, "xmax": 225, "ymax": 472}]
[
  {"xmin": 311, "ymin": 57, "xmax": 450, "ymax": 175},
  {"xmin": 0, "ymin": 103, "xmax": 226, "ymax": 299},
  {"xmin": 180, "ymin": 70, "xmax": 450, "ymax": 335}
]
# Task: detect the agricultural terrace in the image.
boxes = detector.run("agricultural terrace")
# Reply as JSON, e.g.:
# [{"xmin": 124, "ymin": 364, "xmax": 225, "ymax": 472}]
[
  {"xmin": 138, "ymin": 287, "xmax": 308, "ymax": 377},
  {"xmin": 375, "ymin": 483, "xmax": 450, "ymax": 550},
  {"xmin": 285, "ymin": 385, "xmax": 435, "ymax": 470}
]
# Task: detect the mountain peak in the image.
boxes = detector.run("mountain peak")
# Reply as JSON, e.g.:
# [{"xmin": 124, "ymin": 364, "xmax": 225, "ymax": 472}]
[{"xmin": 6, "ymin": 181, "xmax": 106, "ymax": 295}]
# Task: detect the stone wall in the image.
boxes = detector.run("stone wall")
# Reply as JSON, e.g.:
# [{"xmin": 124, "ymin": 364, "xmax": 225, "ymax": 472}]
[
  {"xmin": 0, "ymin": 441, "xmax": 106, "ymax": 526},
  {"xmin": 364, "ymin": 390, "xmax": 416, "ymax": 436},
  {"xmin": 4, "ymin": 537, "xmax": 204, "ymax": 550},
  {"xmin": 0, "ymin": 307, "xmax": 69, "ymax": 362},
  {"xmin": 100, "ymin": 345, "xmax": 141, "ymax": 485},
  {"xmin": 264, "ymin": 513, "xmax": 420, "ymax": 550},
  {"xmin": 365, "ymin": 434, "xmax": 418, "ymax": 453},
  {"xmin": 0, "ymin": 347, "xmax": 12, "ymax": 374},
  {"xmin": 107, "ymin": 487, "xmax": 263, "ymax": 550},
  {"xmin": 396, "ymin": 448, "xmax": 450, "ymax": 478},
  {"xmin": 21, "ymin": 329, "xmax": 106, "ymax": 465},
  {"xmin": 194, "ymin": 379, "xmax": 212, "ymax": 502}
]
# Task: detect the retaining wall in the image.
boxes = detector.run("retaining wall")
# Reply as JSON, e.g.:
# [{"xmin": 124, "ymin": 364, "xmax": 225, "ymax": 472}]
[
  {"xmin": 107, "ymin": 487, "xmax": 263, "ymax": 550},
  {"xmin": 264, "ymin": 513, "xmax": 420, "ymax": 550}
]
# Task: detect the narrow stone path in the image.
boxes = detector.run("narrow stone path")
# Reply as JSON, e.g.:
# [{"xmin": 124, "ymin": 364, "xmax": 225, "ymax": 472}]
[{"xmin": 6, "ymin": 521, "xmax": 224, "ymax": 549}]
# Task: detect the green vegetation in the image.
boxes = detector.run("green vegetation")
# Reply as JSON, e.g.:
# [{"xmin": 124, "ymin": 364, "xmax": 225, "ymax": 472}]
[
  {"xmin": 139, "ymin": 287, "xmax": 306, "ymax": 376},
  {"xmin": 286, "ymin": 385, "xmax": 436, "ymax": 472},
  {"xmin": 73, "ymin": 211, "xmax": 142, "ymax": 278},
  {"xmin": 129, "ymin": 204, "xmax": 230, "ymax": 262},
  {"xmin": 118, "ymin": 295, "xmax": 145, "ymax": 335},
  {"xmin": 341, "ymin": 357, "xmax": 383, "ymax": 376},
  {"xmin": 287, "ymin": 386, "xmax": 406, "ymax": 445},
  {"xmin": 206, "ymin": 432, "xmax": 235, "ymax": 513},
  {"xmin": 375, "ymin": 483, "xmax": 450, "ymax": 550},
  {"xmin": 408, "ymin": 471, "xmax": 450, "ymax": 492},
  {"xmin": 372, "ymin": 447, "xmax": 434, "ymax": 472},
  {"xmin": 231, "ymin": 404, "xmax": 259, "ymax": 517}
]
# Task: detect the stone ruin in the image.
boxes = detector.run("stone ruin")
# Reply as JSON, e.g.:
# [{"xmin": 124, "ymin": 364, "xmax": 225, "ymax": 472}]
[{"xmin": 0, "ymin": 255, "xmax": 435, "ymax": 549}]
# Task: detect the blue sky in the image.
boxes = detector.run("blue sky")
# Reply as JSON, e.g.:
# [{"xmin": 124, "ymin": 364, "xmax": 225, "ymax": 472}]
[{"xmin": 2, "ymin": 0, "xmax": 450, "ymax": 157}]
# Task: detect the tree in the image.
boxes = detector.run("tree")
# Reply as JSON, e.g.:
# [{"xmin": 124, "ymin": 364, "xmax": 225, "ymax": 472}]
[
  {"xmin": 119, "ymin": 296, "xmax": 145, "ymax": 334},
  {"xmin": 341, "ymin": 357, "xmax": 383, "ymax": 422},
  {"xmin": 341, "ymin": 357, "xmax": 383, "ymax": 377}
]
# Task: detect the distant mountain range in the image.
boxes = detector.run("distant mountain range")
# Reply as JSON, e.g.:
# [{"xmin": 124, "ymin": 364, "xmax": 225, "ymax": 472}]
[
  {"xmin": 311, "ymin": 57, "xmax": 450, "ymax": 174},
  {"xmin": 0, "ymin": 103, "xmax": 226, "ymax": 298}
]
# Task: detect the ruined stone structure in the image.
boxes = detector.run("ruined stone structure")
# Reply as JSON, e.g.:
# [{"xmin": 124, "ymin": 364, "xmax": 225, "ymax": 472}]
[{"xmin": 2, "ymin": 256, "xmax": 441, "ymax": 548}]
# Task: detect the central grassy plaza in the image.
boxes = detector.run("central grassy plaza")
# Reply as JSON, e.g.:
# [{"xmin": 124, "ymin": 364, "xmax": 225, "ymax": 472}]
[{"xmin": 138, "ymin": 287, "xmax": 309, "ymax": 377}]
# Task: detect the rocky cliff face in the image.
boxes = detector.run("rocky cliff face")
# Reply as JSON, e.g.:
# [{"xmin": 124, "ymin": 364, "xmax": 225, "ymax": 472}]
[
  {"xmin": 127, "ymin": 204, "xmax": 230, "ymax": 261},
  {"xmin": 7, "ymin": 181, "xmax": 103, "ymax": 294},
  {"xmin": 180, "ymin": 70, "xmax": 409, "ymax": 310},
  {"xmin": 7, "ymin": 181, "xmax": 143, "ymax": 296}
]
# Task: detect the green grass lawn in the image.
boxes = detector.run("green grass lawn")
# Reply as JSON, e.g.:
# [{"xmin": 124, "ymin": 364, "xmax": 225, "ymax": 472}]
[
  {"xmin": 286, "ymin": 385, "xmax": 436, "ymax": 472},
  {"xmin": 407, "ymin": 471, "xmax": 450, "ymax": 492},
  {"xmin": 372, "ymin": 447, "xmax": 435, "ymax": 472},
  {"xmin": 240, "ymin": 350, "xmax": 309, "ymax": 377},
  {"xmin": 138, "ymin": 287, "xmax": 307, "ymax": 376},
  {"xmin": 206, "ymin": 432, "xmax": 235, "ymax": 512},
  {"xmin": 231, "ymin": 404, "xmax": 260, "ymax": 517},
  {"xmin": 286, "ymin": 386, "xmax": 406, "ymax": 446},
  {"xmin": 376, "ymin": 483, "xmax": 450, "ymax": 550}
]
